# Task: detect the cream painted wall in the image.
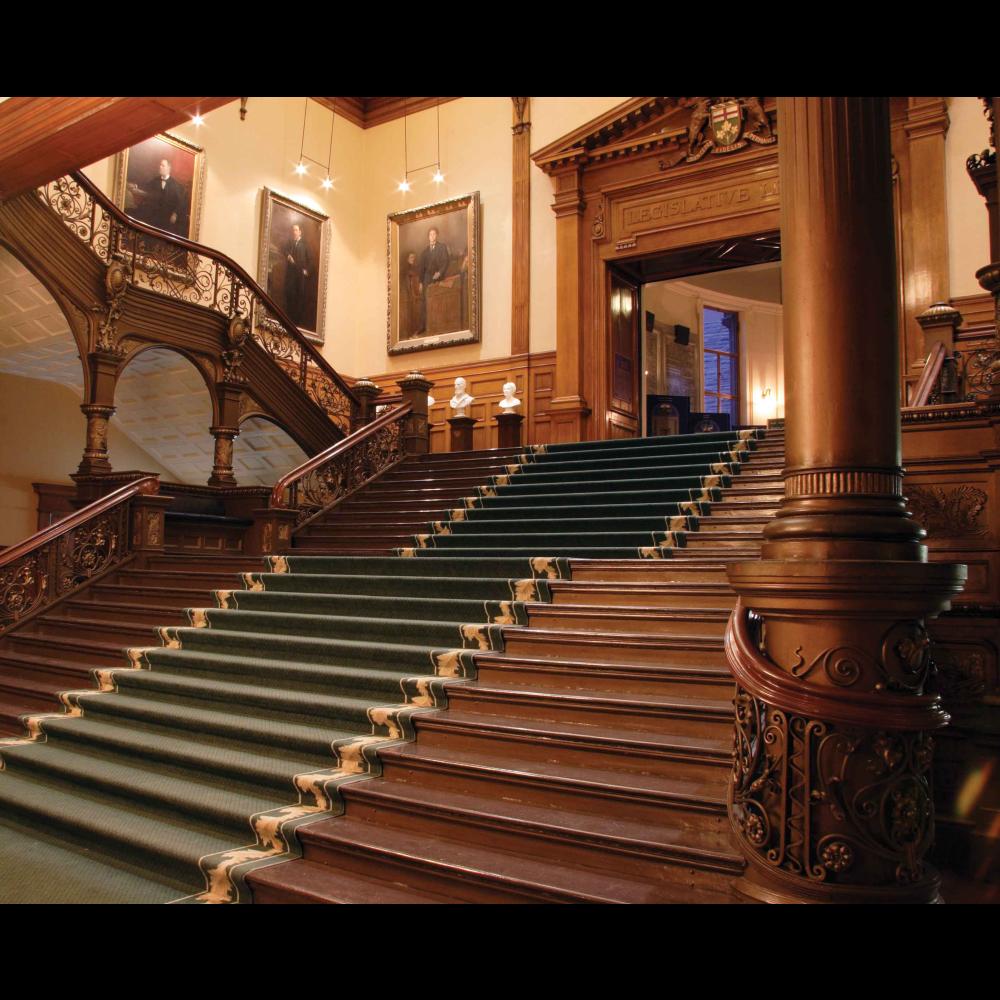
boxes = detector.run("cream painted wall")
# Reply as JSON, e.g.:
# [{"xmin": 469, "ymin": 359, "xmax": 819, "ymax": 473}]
[
  {"xmin": 81, "ymin": 98, "xmax": 366, "ymax": 365},
  {"xmin": 351, "ymin": 98, "xmax": 513, "ymax": 378},
  {"xmin": 0, "ymin": 372, "xmax": 168, "ymax": 545},
  {"xmin": 946, "ymin": 97, "xmax": 993, "ymax": 298},
  {"xmin": 529, "ymin": 98, "xmax": 630, "ymax": 356}
]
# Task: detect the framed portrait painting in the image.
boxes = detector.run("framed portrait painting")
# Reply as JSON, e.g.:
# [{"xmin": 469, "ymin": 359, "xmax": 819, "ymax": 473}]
[
  {"xmin": 387, "ymin": 192, "xmax": 481, "ymax": 355},
  {"xmin": 257, "ymin": 188, "xmax": 330, "ymax": 344},
  {"xmin": 113, "ymin": 132, "xmax": 205, "ymax": 241}
]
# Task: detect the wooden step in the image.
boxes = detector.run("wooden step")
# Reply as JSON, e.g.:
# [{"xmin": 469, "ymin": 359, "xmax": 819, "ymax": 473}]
[
  {"xmin": 412, "ymin": 706, "xmax": 732, "ymax": 781},
  {"xmin": 525, "ymin": 603, "xmax": 728, "ymax": 637},
  {"xmin": 548, "ymin": 580, "xmax": 735, "ymax": 610},
  {"xmin": 287, "ymin": 814, "xmax": 740, "ymax": 903},
  {"xmin": 445, "ymin": 676, "xmax": 734, "ymax": 738},
  {"xmin": 471, "ymin": 650, "xmax": 734, "ymax": 698}
]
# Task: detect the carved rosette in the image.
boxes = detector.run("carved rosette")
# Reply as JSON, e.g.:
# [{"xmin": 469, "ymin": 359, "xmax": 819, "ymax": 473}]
[{"xmin": 732, "ymin": 685, "xmax": 936, "ymax": 891}]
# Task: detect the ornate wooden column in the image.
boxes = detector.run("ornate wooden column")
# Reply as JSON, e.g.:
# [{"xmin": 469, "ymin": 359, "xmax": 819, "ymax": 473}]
[
  {"xmin": 548, "ymin": 159, "xmax": 590, "ymax": 442},
  {"xmin": 208, "ymin": 353, "xmax": 245, "ymax": 487},
  {"xmin": 511, "ymin": 98, "xmax": 531, "ymax": 358},
  {"xmin": 77, "ymin": 348, "xmax": 122, "ymax": 475},
  {"xmin": 726, "ymin": 98, "xmax": 967, "ymax": 903}
]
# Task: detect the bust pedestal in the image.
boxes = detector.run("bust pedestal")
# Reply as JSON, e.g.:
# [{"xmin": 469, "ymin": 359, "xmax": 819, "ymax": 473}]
[
  {"xmin": 448, "ymin": 415, "xmax": 477, "ymax": 452},
  {"xmin": 497, "ymin": 411, "xmax": 524, "ymax": 448}
]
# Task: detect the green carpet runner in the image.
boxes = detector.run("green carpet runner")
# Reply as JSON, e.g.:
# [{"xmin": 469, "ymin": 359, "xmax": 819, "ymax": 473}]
[{"xmin": 0, "ymin": 428, "xmax": 761, "ymax": 903}]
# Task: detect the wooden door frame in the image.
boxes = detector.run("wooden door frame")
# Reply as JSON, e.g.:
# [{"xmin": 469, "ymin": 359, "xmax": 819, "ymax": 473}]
[{"xmin": 534, "ymin": 96, "xmax": 950, "ymax": 444}]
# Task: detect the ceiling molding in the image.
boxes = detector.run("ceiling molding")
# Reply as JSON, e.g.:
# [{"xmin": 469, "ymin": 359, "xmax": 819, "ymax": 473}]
[
  {"xmin": 312, "ymin": 97, "xmax": 460, "ymax": 129},
  {"xmin": 0, "ymin": 97, "xmax": 236, "ymax": 199}
]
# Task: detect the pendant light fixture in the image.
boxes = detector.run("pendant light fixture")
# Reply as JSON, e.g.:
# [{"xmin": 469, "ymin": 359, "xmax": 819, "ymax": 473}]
[
  {"xmin": 292, "ymin": 98, "xmax": 337, "ymax": 190},
  {"xmin": 397, "ymin": 98, "xmax": 445, "ymax": 192}
]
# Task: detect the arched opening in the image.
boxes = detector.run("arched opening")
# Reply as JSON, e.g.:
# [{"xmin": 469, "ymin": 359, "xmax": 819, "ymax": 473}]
[
  {"xmin": 113, "ymin": 347, "xmax": 215, "ymax": 485},
  {"xmin": 233, "ymin": 415, "xmax": 309, "ymax": 487},
  {"xmin": 0, "ymin": 246, "xmax": 104, "ymax": 542}
]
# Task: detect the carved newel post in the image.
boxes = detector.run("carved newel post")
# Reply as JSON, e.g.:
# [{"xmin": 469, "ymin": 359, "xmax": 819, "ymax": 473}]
[
  {"xmin": 395, "ymin": 371, "xmax": 433, "ymax": 455},
  {"xmin": 726, "ymin": 98, "xmax": 967, "ymax": 904},
  {"xmin": 352, "ymin": 377, "xmax": 383, "ymax": 430}
]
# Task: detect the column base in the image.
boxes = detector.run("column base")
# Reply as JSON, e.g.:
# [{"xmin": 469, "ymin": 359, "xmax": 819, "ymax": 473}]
[{"xmin": 736, "ymin": 845, "xmax": 942, "ymax": 904}]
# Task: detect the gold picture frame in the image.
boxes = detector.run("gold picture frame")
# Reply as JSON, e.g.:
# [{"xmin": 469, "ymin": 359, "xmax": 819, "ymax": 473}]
[
  {"xmin": 257, "ymin": 188, "xmax": 330, "ymax": 345},
  {"xmin": 387, "ymin": 191, "xmax": 481, "ymax": 355},
  {"xmin": 112, "ymin": 131, "xmax": 205, "ymax": 241}
]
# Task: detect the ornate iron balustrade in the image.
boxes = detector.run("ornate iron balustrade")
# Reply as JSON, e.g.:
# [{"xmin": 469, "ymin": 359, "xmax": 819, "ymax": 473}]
[
  {"xmin": 270, "ymin": 402, "xmax": 412, "ymax": 527},
  {"xmin": 37, "ymin": 172, "xmax": 357, "ymax": 435},
  {"xmin": 0, "ymin": 476, "xmax": 160, "ymax": 637}
]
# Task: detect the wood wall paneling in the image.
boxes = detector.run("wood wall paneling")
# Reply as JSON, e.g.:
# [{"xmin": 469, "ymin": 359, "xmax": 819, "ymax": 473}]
[{"xmin": 364, "ymin": 351, "xmax": 556, "ymax": 453}]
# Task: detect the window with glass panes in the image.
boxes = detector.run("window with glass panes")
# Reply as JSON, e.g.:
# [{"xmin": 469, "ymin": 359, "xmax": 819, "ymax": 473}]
[{"xmin": 703, "ymin": 307, "xmax": 739, "ymax": 425}]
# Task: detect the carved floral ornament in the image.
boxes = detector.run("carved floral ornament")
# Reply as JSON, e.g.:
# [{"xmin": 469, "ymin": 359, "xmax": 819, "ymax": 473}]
[
  {"xmin": 533, "ymin": 97, "xmax": 777, "ymax": 177},
  {"xmin": 906, "ymin": 485, "xmax": 987, "ymax": 538},
  {"xmin": 732, "ymin": 687, "xmax": 936, "ymax": 889}
]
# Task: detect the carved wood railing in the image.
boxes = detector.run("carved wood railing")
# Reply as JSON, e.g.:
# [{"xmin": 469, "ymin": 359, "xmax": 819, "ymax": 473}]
[
  {"xmin": 0, "ymin": 476, "xmax": 160, "ymax": 637},
  {"xmin": 908, "ymin": 342, "xmax": 947, "ymax": 407},
  {"xmin": 269, "ymin": 402, "xmax": 412, "ymax": 528},
  {"xmin": 37, "ymin": 172, "xmax": 358, "ymax": 435}
]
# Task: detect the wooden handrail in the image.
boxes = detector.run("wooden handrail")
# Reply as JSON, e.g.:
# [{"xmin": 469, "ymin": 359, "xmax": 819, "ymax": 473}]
[
  {"xmin": 45, "ymin": 170, "xmax": 359, "ymax": 408},
  {"xmin": 0, "ymin": 476, "xmax": 159, "ymax": 570},
  {"xmin": 908, "ymin": 342, "xmax": 947, "ymax": 407},
  {"xmin": 270, "ymin": 402, "xmax": 412, "ymax": 509}
]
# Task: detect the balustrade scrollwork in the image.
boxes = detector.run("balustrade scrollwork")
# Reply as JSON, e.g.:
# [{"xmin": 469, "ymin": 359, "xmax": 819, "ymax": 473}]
[
  {"xmin": 37, "ymin": 173, "xmax": 357, "ymax": 435},
  {"xmin": 269, "ymin": 403, "xmax": 411, "ymax": 526},
  {"xmin": 0, "ymin": 477, "xmax": 158, "ymax": 637}
]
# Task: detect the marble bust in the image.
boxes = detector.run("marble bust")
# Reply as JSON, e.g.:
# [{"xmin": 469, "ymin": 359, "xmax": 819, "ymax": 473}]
[
  {"xmin": 449, "ymin": 377, "xmax": 475, "ymax": 417},
  {"xmin": 498, "ymin": 382, "xmax": 521, "ymax": 410}
]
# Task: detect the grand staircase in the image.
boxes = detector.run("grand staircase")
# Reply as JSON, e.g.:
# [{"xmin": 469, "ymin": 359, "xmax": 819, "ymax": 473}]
[{"xmin": 0, "ymin": 424, "xmax": 785, "ymax": 903}]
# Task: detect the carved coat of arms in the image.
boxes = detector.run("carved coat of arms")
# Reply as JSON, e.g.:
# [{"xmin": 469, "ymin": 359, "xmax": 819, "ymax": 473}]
[{"xmin": 686, "ymin": 97, "xmax": 776, "ymax": 163}]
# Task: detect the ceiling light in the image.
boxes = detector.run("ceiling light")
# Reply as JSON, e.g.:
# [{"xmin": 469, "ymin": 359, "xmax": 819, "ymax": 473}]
[
  {"xmin": 321, "ymin": 176, "xmax": 333, "ymax": 190},
  {"xmin": 294, "ymin": 161, "xmax": 307, "ymax": 176},
  {"xmin": 191, "ymin": 114, "xmax": 204, "ymax": 127},
  {"xmin": 432, "ymin": 168, "xmax": 444, "ymax": 184},
  {"xmin": 398, "ymin": 179, "xmax": 411, "ymax": 193}
]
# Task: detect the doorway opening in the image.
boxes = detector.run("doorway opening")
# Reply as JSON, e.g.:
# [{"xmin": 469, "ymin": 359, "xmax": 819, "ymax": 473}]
[{"xmin": 611, "ymin": 232, "xmax": 783, "ymax": 437}]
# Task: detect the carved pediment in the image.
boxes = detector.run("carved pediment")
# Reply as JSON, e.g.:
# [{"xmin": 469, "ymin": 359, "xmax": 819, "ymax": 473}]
[{"xmin": 532, "ymin": 97, "xmax": 777, "ymax": 174}]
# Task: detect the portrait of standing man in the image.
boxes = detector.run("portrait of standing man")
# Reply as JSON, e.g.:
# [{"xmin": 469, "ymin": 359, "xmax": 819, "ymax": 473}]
[
  {"xmin": 257, "ymin": 188, "xmax": 330, "ymax": 344},
  {"xmin": 282, "ymin": 223, "xmax": 312, "ymax": 327},
  {"xmin": 387, "ymin": 192, "xmax": 481, "ymax": 356},
  {"xmin": 417, "ymin": 226, "xmax": 450, "ymax": 335},
  {"xmin": 132, "ymin": 158, "xmax": 186, "ymax": 234}
]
